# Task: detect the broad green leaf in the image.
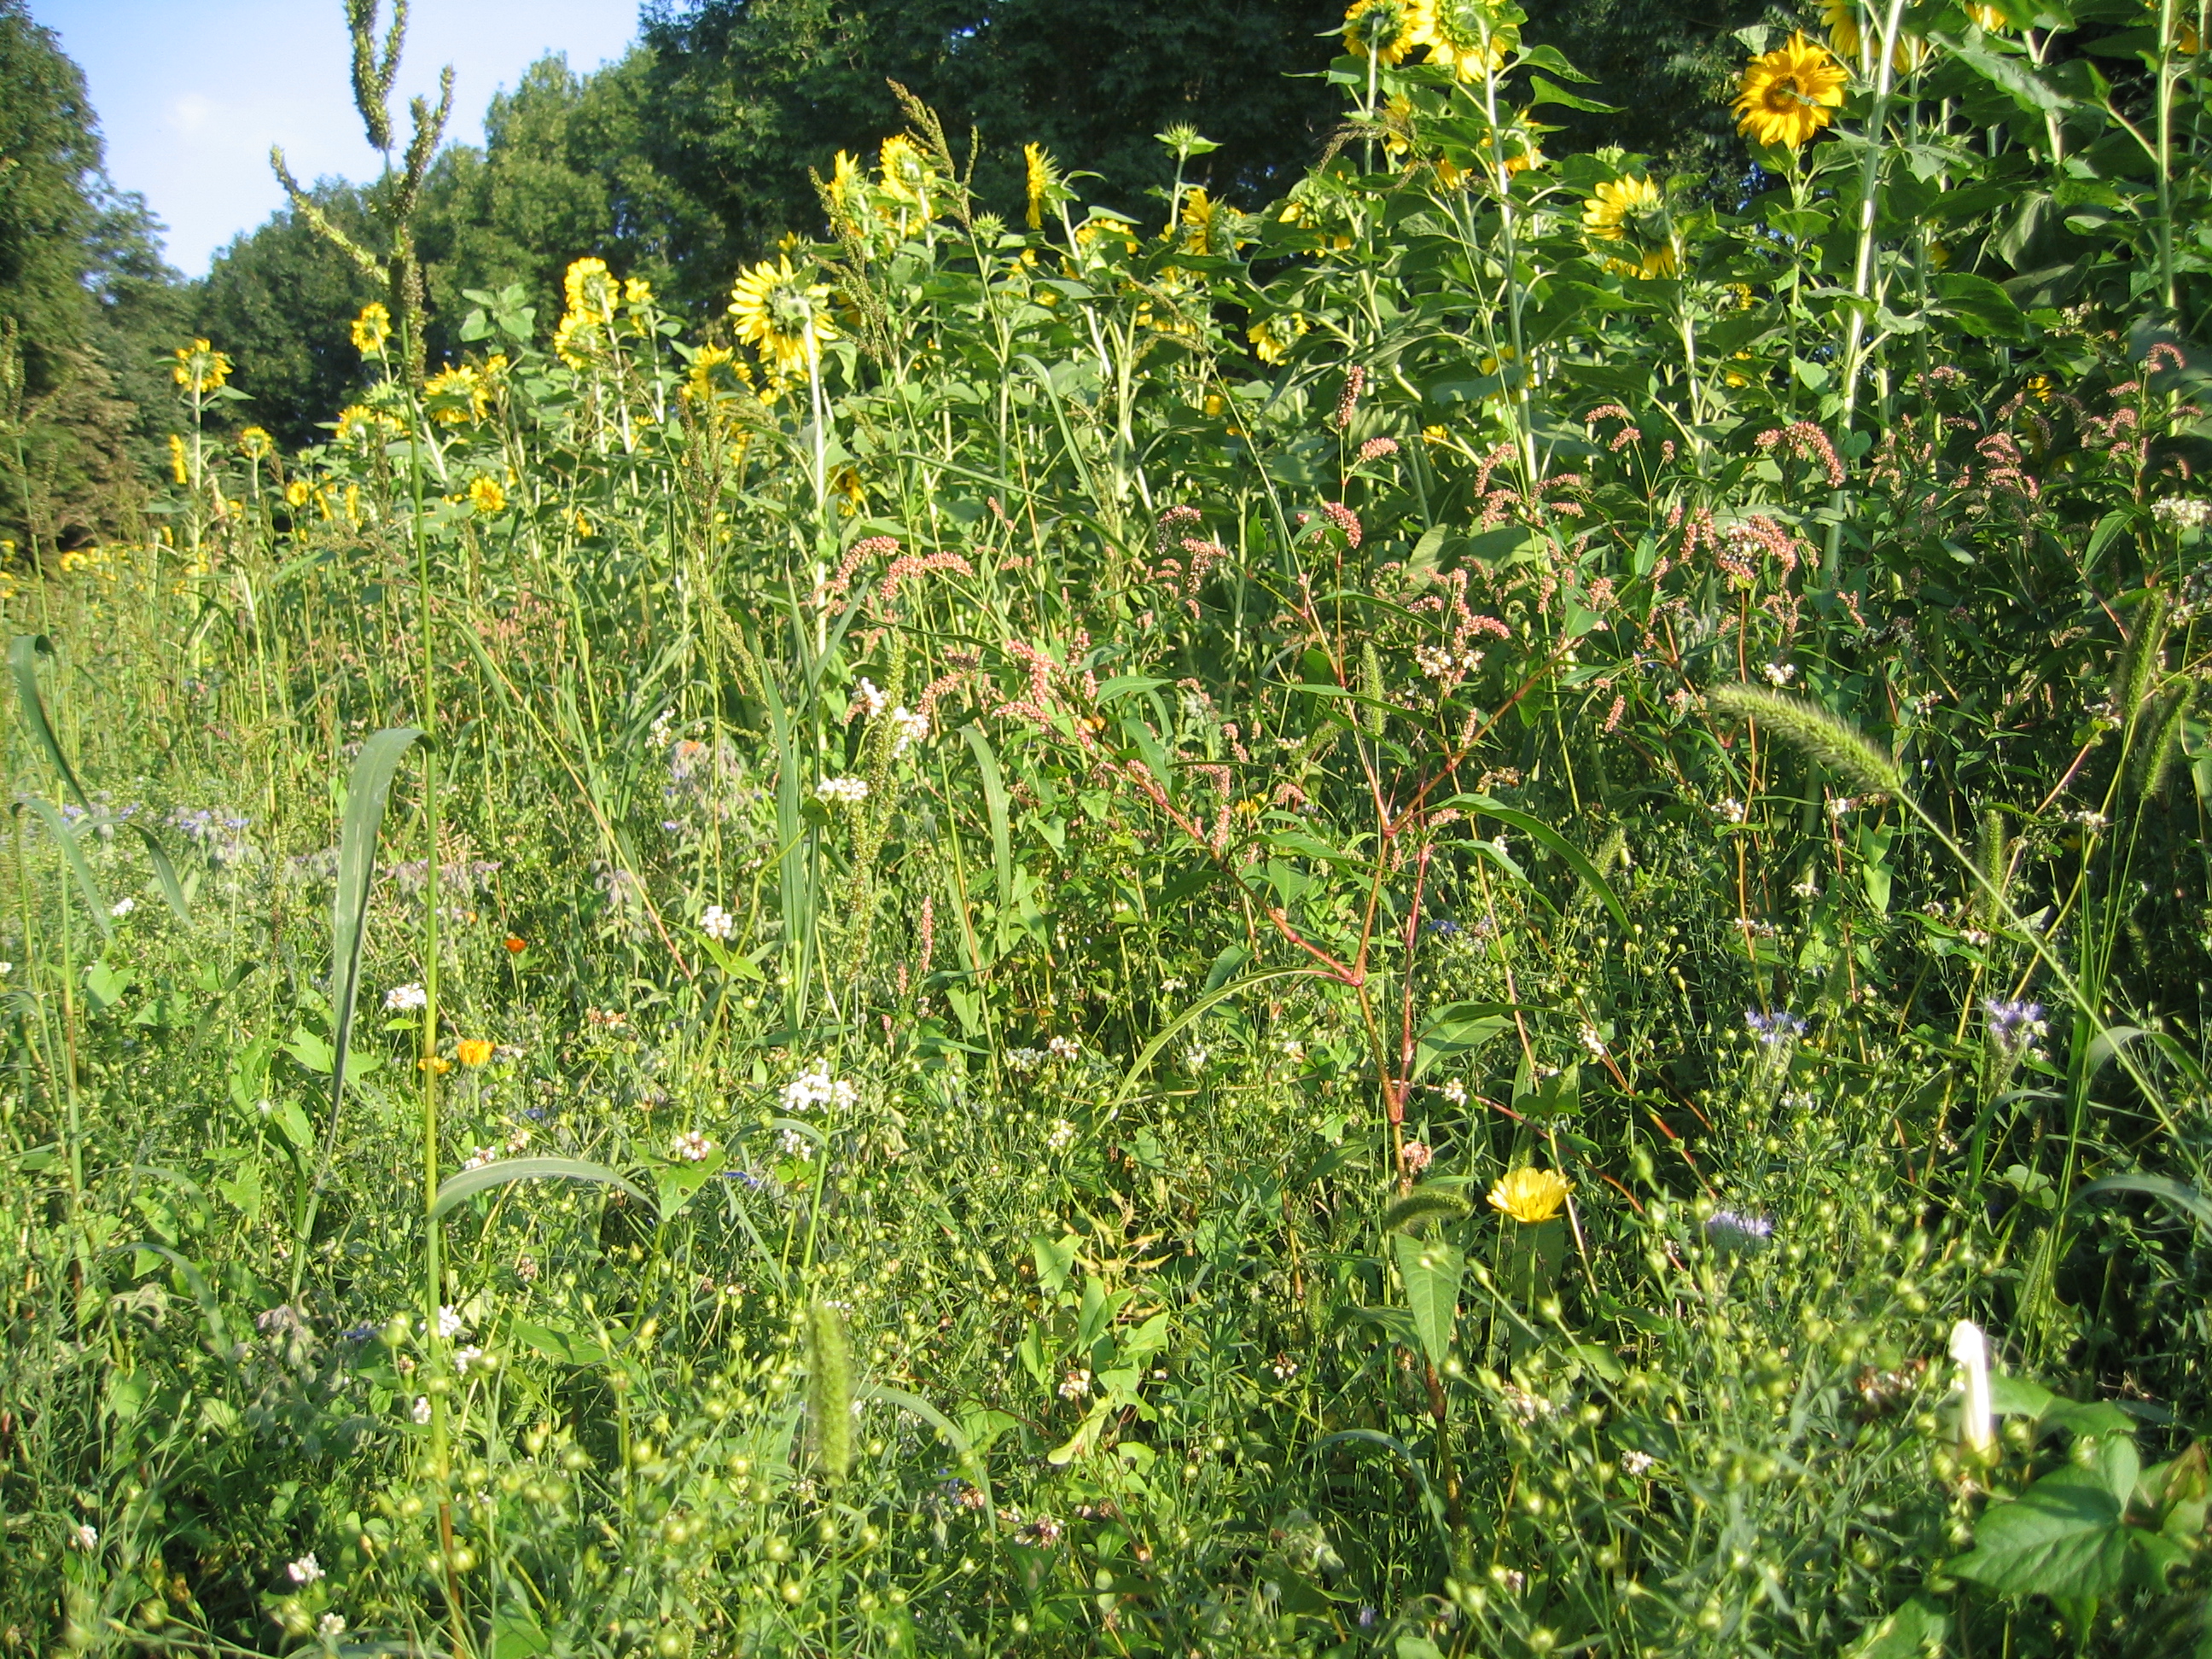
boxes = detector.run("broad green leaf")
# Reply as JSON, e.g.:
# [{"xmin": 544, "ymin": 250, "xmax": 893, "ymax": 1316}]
[
  {"xmin": 17, "ymin": 798, "xmax": 109, "ymax": 941},
  {"xmin": 1953, "ymin": 1467, "xmax": 2130, "ymax": 1602},
  {"xmin": 2072, "ymin": 1173, "xmax": 2212, "ymax": 1235},
  {"xmin": 1392, "ymin": 1231, "xmax": 1463, "ymax": 1370},
  {"xmin": 429, "ymin": 1156, "xmax": 649, "ymax": 1220},
  {"xmin": 1845, "ymin": 1594, "xmax": 1950, "ymax": 1659}
]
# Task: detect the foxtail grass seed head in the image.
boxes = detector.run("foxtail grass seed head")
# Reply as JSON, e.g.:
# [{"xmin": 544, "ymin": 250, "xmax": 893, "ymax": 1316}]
[
  {"xmin": 1708, "ymin": 684, "xmax": 1904, "ymax": 800},
  {"xmin": 806, "ymin": 1301, "xmax": 854, "ymax": 1484}
]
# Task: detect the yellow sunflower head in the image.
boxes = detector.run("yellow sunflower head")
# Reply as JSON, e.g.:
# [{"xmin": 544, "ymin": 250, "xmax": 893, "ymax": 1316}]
[
  {"xmin": 826, "ymin": 150, "xmax": 868, "ymax": 232},
  {"xmin": 423, "ymin": 364, "xmax": 490, "ymax": 426},
  {"xmin": 728, "ymin": 257, "xmax": 838, "ymax": 375},
  {"xmin": 1178, "ymin": 188, "xmax": 1243, "ymax": 256},
  {"xmin": 1343, "ymin": 0, "xmax": 1431, "ymax": 64},
  {"xmin": 172, "ymin": 338, "xmax": 231, "ymax": 395},
  {"xmin": 1963, "ymin": 0, "xmax": 2008, "ymax": 23},
  {"xmin": 167, "ymin": 433, "xmax": 188, "ymax": 485},
  {"xmin": 1583, "ymin": 174, "xmax": 1667, "ymax": 243},
  {"xmin": 467, "ymin": 474, "xmax": 506, "ymax": 515},
  {"xmin": 563, "ymin": 257, "xmax": 617, "ymax": 327},
  {"xmin": 236, "ymin": 426, "xmax": 273, "ymax": 461},
  {"xmin": 1733, "ymin": 33, "xmax": 1849, "ymax": 150},
  {"xmin": 1487, "ymin": 1167, "xmax": 1573, "ymax": 1225},
  {"xmin": 1249, "ymin": 312, "xmax": 1309, "ymax": 364},
  {"xmin": 1023, "ymin": 143, "xmax": 1062, "ymax": 230},
  {"xmin": 877, "ymin": 135, "xmax": 939, "ymax": 219},
  {"xmin": 684, "ymin": 343, "xmax": 754, "ymax": 405},
  {"xmin": 1417, "ymin": 0, "xmax": 1520, "ymax": 79},
  {"xmin": 351, "ymin": 302, "xmax": 392, "ymax": 356}
]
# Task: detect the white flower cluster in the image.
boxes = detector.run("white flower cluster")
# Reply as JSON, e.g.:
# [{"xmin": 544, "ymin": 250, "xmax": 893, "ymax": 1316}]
[
  {"xmin": 384, "ymin": 982, "xmax": 427, "ymax": 1012},
  {"xmin": 889, "ymin": 706, "xmax": 930, "ymax": 755},
  {"xmin": 110, "ymin": 895, "xmax": 136, "ymax": 918},
  {"xmin": 2152, "ymin": 498, "xmax": 2212, "ymax": 532},
  {"xmin": 670, "ymin": 1130, "xmax": 713, "ymax": 1161},
  {"xmin": 1761, "ymin": 661, "xmax": 1797, "ymax": 687},
  {"xmin": 781, "ymin": 1061, "xmax": 856, "ymax": 1113},
  {"xmin": 1415, "ymin": 643, "xmax": 1484, "ymax": 679},
  {"xmin": 815, "ymin": 776, "xmax": 870, "ymax": 805},
  {"xmin": 701, "ymin": 903, "xmax": 735, "ymax": 940},
  {"xmin": 1046, "ymin": 1118, "xmax": 1077, "ymax": 1152},
  {"xmin": 1005, "ymin": 1047, "xmax": 1046, "ymax": 1073},
  {"xmin": 851, "ymin": 678, "xmax": 889, "ymax": 720}
]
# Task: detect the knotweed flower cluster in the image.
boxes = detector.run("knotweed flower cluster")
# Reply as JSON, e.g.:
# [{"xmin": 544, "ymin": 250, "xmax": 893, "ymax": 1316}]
[{"xmin": 782, "ymin": 1062, "xmax": 857, "ymax": 1113}]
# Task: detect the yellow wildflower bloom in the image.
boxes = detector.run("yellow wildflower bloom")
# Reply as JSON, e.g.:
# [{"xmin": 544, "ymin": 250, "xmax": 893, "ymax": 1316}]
[
  {"xmin": 172, "ymin": 339, "xmax": 231, "ymax": 394},
  {"xmin": 729, "ymin": 257, "xmax": 837, "ymax": 375},
  {"xmin": 572, "ymin": 508, "xmax": 593, "ymax": 537},
  {"xmin": 1023, "ymin": 143, "xmax": 1060, "ymax": 230},
  {"xmin": 1178, "ymin": 188, "xmax": 1243, "ymax": 256},
  {"xmin": 1584, "ymin": 175, "xmax": 1675, "ymax": 276},
  {"xmin": 167, "ymin": 433, "xmax": 189, "ymax": 486},
  {"xmin": 1343, "ymin": 0, "xmax": 1430, "ymax": 65},
  {"xmin": 623, "ymin": 276, "xmax": 653, "ymax": 307},
  {"xmin": 1249, "ymin": 312, "xmax": 1309, "ymax": 364},
  {"xmin": 285, "ymin": 480, "xmax": 311, "ymax": 509},
  {"xmin": 237, "ymin": 426, "xmax": 273, "ymax": 460},
  {"xmin": 352, "ymin": 302, "xmax": 392, "ymax": 355},
  {"xmin": 468, "ymin": 474, "xmax": 506, "ymax": 515},
  {"xmin": 1417, "ymin": 0, "xmax": 1518, "ymax": 79},
  {"xmin": 826, "ymin": 149, "xmax": 868, "ymax": 231},
  {"xmin": 1487, "ymin": 1167, "xmax": 1573, "ymax": 1224},
  {"xmin": 563, "ymin": 257, "xmax": 617, "ymax": 326},
  {"xmin": 831, "ymin": 467, "xmax": 866, "ymax": 515},
  {"xmin": 1734, "ymin": 34, "xmax": 1848, "ymax": 150},
  {"xmin": 423, "ymin": 364, "xmax": 490, "ymax": 425},
  {"xmin": 877, "ymin": 135, "xmax": 938, "ymax": 219},
  {"xmin": 455, "ymin": 1039, "xmax": 494, "ymax": 1068}
]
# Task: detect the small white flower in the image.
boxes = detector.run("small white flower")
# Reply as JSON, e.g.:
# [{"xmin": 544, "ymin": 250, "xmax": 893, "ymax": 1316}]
[
  {"xmin": 2152, "ymin": 497, "xmax": 2212, "ymax": 532},
  {"xmin": 1046, "ymin": 1035, "xmax": 1079, "ymax": 1062},
  {"xmin": 2070, "ymin": 808, "xmax": 2110, "ymax": 833},
  {"xmin": 1761, "ymin": 661, "xmax": 1797, "ymax": 687},
  {"xmin": 0, "ymin": 962, "xmax": 13, "ymax": 975},
  {"xmin": 384, "ymin": 982, "xmax": 427, "ymax": 1013},
  {"xmin": 287, "ymin": 1552, "xmax": 323, "ymax": 1585},
  {"xmin": 1278, "ymin": 1037, "xmax": 1305, "ymax": 1062},
  {"xmin": 1825, "ymin": 795, "xmax": 1856, "ymax": 820},
  {"xmin": 462, "ymin": 1146, "xmax": 497, "ymax": 1172},
  {"xmin": 778, "ymin": 1126, "xmax": 814, "ymax": 1161},
  {"xmin": 411, "ymin": 1396, "xmax": 432, "ymax": 1424},
  {"xmin": 701, "ymin": 904, "xmax": 736, "ymax": 941},
  {"xmin": 670, "ymin": 1130, "xmax": 712, "ymax": 1161},
  {"xmin": 851, "ymin": 678, "xmax": 889, "ymax": 720},
  {"xmin": 1045, "ymin": 1118, "xmax": 1076, "ymax": 1152},
  {"xmin": 109, "ymin": 895, "xmax": 136, "ymax": 918},
  {"xmin": 1621, "ymin": 1450, "xmax": 1656, "ymax": 1476},
  {"xmin": 889, "ymin": 706, "xmax": 930, "ymax": 755},
  {"xmin": 1579, "ymin": 1023, "xmax": 1607, "ymax": 1058},
  {"xmin": 436, "ymin": 1305, "xmax": 463, "ymax": 1341},
  {"xmin": 1715, "ymin": 798, "xmax": 1746, "ymax": 824},
  {"xmin": 1949, "ymin": 1318, "xmax": 1995, "ymax": 1455},
  {"xmin": 1058, "ymin": 1368, "xmax": 1091, "ymax": 1400},
  {"xmin": 72, "ymin": 1523, "xmax": 97, "ymax": 1551},
  {"xmin": 317, "ymin": 1614, "xmax": 347, "ymax": 1641},
  {"xmin": 781, "ymin": 1061, "xmax": 856, "ymax": 1112},
  {"xmin": 1790, "ymin": 874, "xmax": 1820, "ymax": 899},
  {"xmin": 1004, "ymin": 1046, "xmax": 1045, "ymax": 1074},
  {"xmin": 1441, "ymin": 1079, "xmax": 1468, "ymax": 1107},
  {"xmin": 1183, "ymin": 1045, "xmax": 1209, "ymax": 1069},
  {"xmin": 814, "ymin": 776, "xmax": 870, "ymax": 805},
  {"xmin": 453, "ymin": 1345, "xmax": 495, "ymax": 1376}
]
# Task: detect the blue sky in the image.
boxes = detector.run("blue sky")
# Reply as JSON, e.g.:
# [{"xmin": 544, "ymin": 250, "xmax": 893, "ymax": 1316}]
[{"xmin": 32, "ymin": 1, "xmax": 647, "ymax": 276}]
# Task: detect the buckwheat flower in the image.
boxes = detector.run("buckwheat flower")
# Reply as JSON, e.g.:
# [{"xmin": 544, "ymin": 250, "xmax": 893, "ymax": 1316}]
[
  {"xmin": 385, "ymin": 982, "xmax": 427, "ymax": 1013},
  {"xmin": 701, "ymin": 904, "xmax": 735, "ymax": 940},
  {"xmin": 1743, "ymin": 1009, "xmax": 1807, "ymax": 1045},
  {"xmin": 1047, "ymin": 1035, "xmax": 1080, "ymax": 1062},
  {"xmin": 1621, "ymin": 1449, "xmax": 1656, "ymax": 1476},
  {"xmin": 1016, "ymin": 1516, "xmax": 1064, "ymax": 1546},
  {"xmin": 318, "ymin": 1614, "xmax": 347, "ymax": 1641},
  {"xmin": 1716, "ymin": 798, "xmax": 1747, "ymax": 824},
  {"xmin": 671, "ymin": 1130, "xmax": 713, "ymax": 1161},
  {"xmin": 851, "ymin": 678, "xmax": 889, "ymax": 720},
  {"xmin": 1005, "ymin": 1046, "xmax": 1045, "ymax": 1074},
  {"xmin": 109, "ymin": 895, "xmax": 136, "ymax": 918},
  {"xmin": 1400, "ymin": 1141, "xmax": 1435, "ymax": 1176},
  {"xmin": 1058, "ymin": 1368, "xmax": 1091, "ymax": 1400},
  {"xmin": 778, "ymin": 1126, "xmax": 814, "ymax": 1161},
  {"xmin": 1579, "ymin": 1022, "xmax": 1608, "ymax": 1058},
  {"xmin": 1184, "ymin": 1045, "xmax": 1210, "ymax": 1069},
  {"xmin": 411, "ymin": 1396, "xmax": 433, "ymax": 1424},
  {"xmin": 453, "ymin": 1345, "xmax": 493, "ymax": 1376},
  {"xmin": 781, "ymin": 1061, "xmax": 856, "ymax": 1112},
  {"xmin": 1270, "ymin": 1353, "xmax": 1301, "ymax": 1381},
  {"xmin": 73, "ymin": 1523, "xmax": 97, "ymax": 1551},
  {"xmin": 1761, "ymin": 661, "xmax": 1796, "ymax": 686},
  {"xmin": 2152, "ymin": 498, "xmax": 2212, "ymax": 532},
  {"xmin": 2070, "ymin": 808, "xmax": 2109, "ymax": 833},
  {"xmin": 1045, "ymin": 1118, "xmax": 1076, "ymax": 1151},
  {"xmin": 1500, "ymin": 1382, "xmax": 1554, "ymax": 1422},
  {"xmin": 1826, "ymin": 795, "xmax": 1856, "ymax": 820},
  {"xmin": 437, "ymin": 1305, "xmax": 464, "ymax": 1340},
  {"xmin": 1489, "ymin": 1166, "xmax": 1571, "ymax": 1223},
  {"xmin": 288, "ymin": 1552, "xmax": 324, "ymax": 1585},
  {"xmin": 815, "ymin": 776, "xmax": 870, "ymax": 805},
  {"xmin": 1440, "ymin": 1080, "xmax": 1468, "ymax": 1107},
  {"xmin": 461, "ymin": 1145, "xmax": 496, "ymax": 1171}
]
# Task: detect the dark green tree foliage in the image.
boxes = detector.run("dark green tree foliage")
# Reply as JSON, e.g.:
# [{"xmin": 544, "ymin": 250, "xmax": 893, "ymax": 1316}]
[
  {"xmin": 638, "ymin": 0, "xmax": 1348, "ymax": 253},
  {"xmin": 1520, "ymin": 0, "xmax": 1776, "ymax": 172},
  {"xmin": 195, "ymin": 186, "xmax": 385, "ymax": 451},
  {"xmin": 0, "ymin": 0, "xmax": 178, "ymax": 554}
]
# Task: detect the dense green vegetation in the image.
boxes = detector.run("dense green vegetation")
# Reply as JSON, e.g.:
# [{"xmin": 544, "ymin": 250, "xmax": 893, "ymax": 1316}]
[{"xmin": 4, "ymin": 0, "xmax": 2212, "ymax": 1655}]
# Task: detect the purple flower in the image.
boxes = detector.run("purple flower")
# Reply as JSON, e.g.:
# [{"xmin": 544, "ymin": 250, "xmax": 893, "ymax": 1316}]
[
  {"xmin": 1704, "ymin": 1210, "xmax": 1774, "ymax": 1252},
  {"xmin": 1983, "ymin": 998, "xmax": 2046, "ymax": 1053},
  {"xmin": 1743, "ymin": 1009, "xmax": 1807, "ymax": 1045}
]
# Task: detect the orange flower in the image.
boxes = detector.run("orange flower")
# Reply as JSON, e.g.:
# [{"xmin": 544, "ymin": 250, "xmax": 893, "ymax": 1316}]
[
  {"xmin": 504, "ymin": 934, "xmax": 527, "ymax": 954},
  {"xmin": 456, "ymin": 1039, "xmax": 495, "ymax": 1067}
]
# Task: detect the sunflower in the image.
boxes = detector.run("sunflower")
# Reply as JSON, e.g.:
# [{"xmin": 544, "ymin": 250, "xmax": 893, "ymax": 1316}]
[
  {"xmin": 729, "ymin": 258, "xmax": 838, "ymax": 374},
  {"xmin": 1417, "ymin": 0, "xmax": 1519, "ymax": 79},
  {"xmin": 236, "ymin": 426, "xmax": 273, "ymax": 461},
  {"xmin": 423, "ymin": 364, "xmax": 489, "ymax": 426},
  {"xmin": 563, "ymin": 257, "xmax": 617, "ymax": 327},
  {"xmin": 1822, "ymin": 0, "xmax": 1928, "ymax": 70},
  {"xmin": 623, "ymin": 276, "xmax": 653, "ymax": 307},
  {"xmin": 1249, "ymin": 312, "xmax": 1309, "ymax": 364},
  {"xmin": 1733, "ymin": 33, "xmax": 1848, "ymax": 151},
  {"xmin": 826, "ymin": 150, "xmax": 868, "ymax": 231},
  {"xmin": 1583, "ymin": 175, "xmax": 1668, "ymax": 248},
  {"xmin": 684, "ymin": 344, "xmax": 754, "ymax": 405},
  {"xmin": 1487, "ymin": 1167, "xmax": 1573, "ymax": 1225},
  {"xmin": 1178, "ymin": 188, "xmax": 1243, "ymax": 256},
  {"xmin": 1343, "ymin": 0, "xmax": 1429, "ymax": 64},
  {"xmin": 351, "ymin": 302, "xmax": 392, "ymax": 356},
  {"xmin": 467, "ymin": 475, "xmax": 506, "ymax": 515},
  {"xmin": 285, "ymin": 480, "xmax": 311, "ymax": 509},
  {"xmin": 877, "ymin": 136, "xmax": 938, "ymax": 220},
  {"xmin": 168, "ymin": 434, "xmax": 188, "ymax": 486},
  {"xmin": 1023, "ymin": 143, "xmax": 1061, "ymax": 230},
  {"xmin": 552, "ymin": 312, "xmax": 595, "ymax": 370},
  {"xmin": 172, "ymin": 338, "xmax": 231, "ymax": 394}
]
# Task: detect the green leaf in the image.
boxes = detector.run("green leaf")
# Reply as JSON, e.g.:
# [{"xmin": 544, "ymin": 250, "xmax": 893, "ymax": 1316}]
[
  {"xmin": 9, "ymin": 635, "xmax": 93, "ymax": 806},
  {"xmin": 1934, "ymin": 271, "xmax": 2032, "ymax": 340},
  {"xmin": 1953, "ymin": 1467, "xmax": 2131, "ymax": 1602},
  {"xmin": 960, "ymin": 723, "xmax": 1013, "ymax": 919},
  {"xmin": 17, "ymin": 798, "xmax": 109, "ymax": 941},
  {"xmin": 2072, "ymin": 1173, "xmax": 2212, "ymax": 1235},
  {"xmin": 329, "ymin": 730, "xmax": 423, "ymax": 1138},
  {"xmin": 429, "ymin": 1156, "xmax": 649, "ymax": 1220},
  {"xmin": 1391, "ymin": 1231, "xmax": 1463, "ymax": 1369},
  {"xmin": 1109, "ymin": 966, "xmax": 1328, "ymax": 1109},
  {"xmin": 1845, "ymin": 1594, "xmax": 1950, "ymax": 1658},
  {"xmin": 1441, "ymin": 795, "xmax": 1630, "ymax": 931}
]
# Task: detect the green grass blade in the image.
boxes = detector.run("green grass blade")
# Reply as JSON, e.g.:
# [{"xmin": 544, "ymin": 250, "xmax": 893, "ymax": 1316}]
[
  {"xmin": 959, "ymin": 723, "xmax": 1013, "ymax": 917},
  {"xmin": 9, "ymin": 634, "xmax": 92, "ymax": 808},
  {"xmin": 330, "ymin": 730, "xmax": 423, "ymax": 1128},
  {"xmin": 17, "ymin": 798, "xmax": 110, "ymax": 941},
  {"xmin": 430, "ymin": 1155, "xmax": 650, "ymax": 1220},
  {"xmin": 1441, "ymin": 794, "xmax": 1630, "ymax": 932},
  {"xmin": 1110, "ymin": 966, "xmax": 1328, "ymax": 1109},
  {"xmin": 2071, "ymin": 1173, "xmax": 2212, "ymax": 1234}
]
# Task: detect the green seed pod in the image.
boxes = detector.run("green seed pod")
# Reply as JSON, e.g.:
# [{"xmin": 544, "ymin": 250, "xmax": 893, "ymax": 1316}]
[{"xmin": 805, "ymin": 1300, "xmax": 853, "ymax": 1486}]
